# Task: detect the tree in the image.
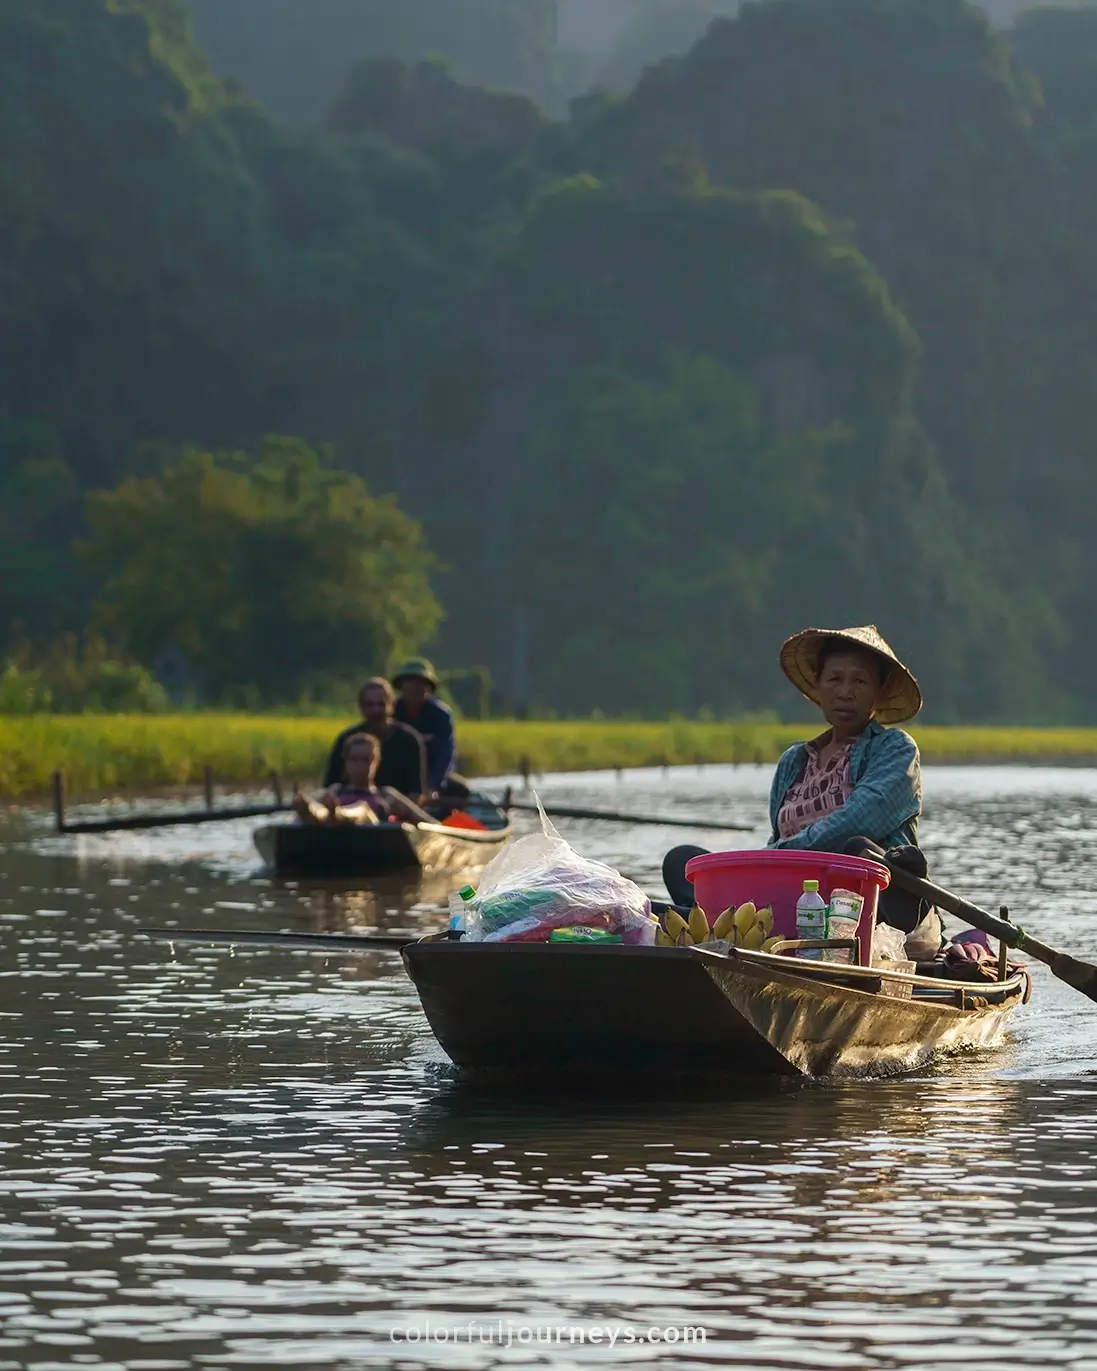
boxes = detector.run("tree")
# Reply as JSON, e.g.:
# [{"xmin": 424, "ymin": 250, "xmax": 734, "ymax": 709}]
[
  {"xmin": 0, "ymin": 634, "xmax": 169, "ymax": 714},
  {"xmin": 83, "ymin": 438, "xmax": 443, "ymax": 702}
]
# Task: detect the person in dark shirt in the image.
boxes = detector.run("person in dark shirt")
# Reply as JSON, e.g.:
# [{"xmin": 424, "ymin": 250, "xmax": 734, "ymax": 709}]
[
  {"xmin": 323, "ymin": 677, "xmax": 427, "ymax": 797},
  {"xmin": 391, "ymin": 657, "xmax": 468, "ymax": 797}
]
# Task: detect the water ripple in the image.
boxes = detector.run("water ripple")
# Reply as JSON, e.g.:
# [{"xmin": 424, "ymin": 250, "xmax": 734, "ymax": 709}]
[{"xmin": 3, "ymin": 767, "xmax": 1097, "ymax": 1367}]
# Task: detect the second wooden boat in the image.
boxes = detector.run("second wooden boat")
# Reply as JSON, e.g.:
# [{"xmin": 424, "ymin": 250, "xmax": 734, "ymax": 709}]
[
  {"xmin": 254, "ymin": 796, "xmax": 512, "ymax": 878},
  {"xmin": 402, "ymin": 940, "xmax": 1028, "ymax": 1081}
]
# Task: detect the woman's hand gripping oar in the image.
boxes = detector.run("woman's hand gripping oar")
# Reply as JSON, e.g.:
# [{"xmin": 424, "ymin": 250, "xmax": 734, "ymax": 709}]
[{"xmin": 851, "ymin": 837, "xmax": 1097, "ymax": 1002}]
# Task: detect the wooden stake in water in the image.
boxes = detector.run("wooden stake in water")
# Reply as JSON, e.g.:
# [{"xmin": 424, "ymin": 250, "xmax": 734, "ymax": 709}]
[{"xmin": 52, "ymin": 771, "xmax": 66, "ymax": 834}]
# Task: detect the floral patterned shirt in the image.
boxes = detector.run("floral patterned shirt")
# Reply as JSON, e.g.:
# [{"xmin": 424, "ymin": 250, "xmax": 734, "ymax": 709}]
[
  {"xmin": 767, "ymin": 721, "xmax": 921, "ymax": 853},
  {"xmin": 776, "ymin": 737, "xmax": 854, "ymax": 840}
]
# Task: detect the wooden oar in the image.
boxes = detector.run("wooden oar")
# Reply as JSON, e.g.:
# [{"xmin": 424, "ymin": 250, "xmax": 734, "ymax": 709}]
[
  {"xmin": 139, "ymin": 926, "xmax": 435, "ymax": 953},
  {"xmin": 504, "ymin": 800, "xmax": 754, "ymax": 832},
  {"xmin": 52, "ymin": 769, "xmax": 291, "ymax": 835},
  {"xmin": 852, "ymin": 839, "xmax": 1097, "ymax": 1003},
  {"xmin": 142, "ymin": 903, "xmax": 692, "ymax": 955}
]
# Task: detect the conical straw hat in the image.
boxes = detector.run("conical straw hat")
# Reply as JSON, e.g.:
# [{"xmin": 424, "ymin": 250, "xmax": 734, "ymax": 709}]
[{"xmin": 779, "ymin": 624, "xmax": 922, "ymax": 725}]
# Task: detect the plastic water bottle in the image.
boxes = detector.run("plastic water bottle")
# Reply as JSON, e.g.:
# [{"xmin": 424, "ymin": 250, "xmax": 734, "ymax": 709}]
[
  {"xmin": 796, "ymin": 879, "xmax": 828, "ymax": 958},
  {"xmin": 448, "ymin": 884, "xmax": 476, "ymax": 934}
]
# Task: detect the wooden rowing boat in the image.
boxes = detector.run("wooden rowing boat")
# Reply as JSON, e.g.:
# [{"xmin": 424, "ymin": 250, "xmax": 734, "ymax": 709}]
[
  {"xmin": 254, "ymin": 796, "xmax": 513, "ymax": 878},
  {"xmin": 401, "ymin": 941, "xmax": 1028, "ymax": 1081}
]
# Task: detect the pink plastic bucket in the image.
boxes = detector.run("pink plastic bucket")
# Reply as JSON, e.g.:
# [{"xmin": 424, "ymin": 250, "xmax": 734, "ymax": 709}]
[{"xmin": 684, "ymin": 849, "xmax": 890, "ymax": 965}]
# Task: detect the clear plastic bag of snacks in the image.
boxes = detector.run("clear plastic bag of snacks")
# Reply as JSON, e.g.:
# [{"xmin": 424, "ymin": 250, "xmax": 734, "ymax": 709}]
[{"xmin": 461, "ymin": 800, "xmax": 657, "ymax": 945}]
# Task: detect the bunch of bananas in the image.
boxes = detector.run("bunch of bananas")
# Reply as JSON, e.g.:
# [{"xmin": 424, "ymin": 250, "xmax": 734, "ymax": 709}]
[
  {"xmin": 656, "ymin": 901, "xmax": 782, "ymax": 952},
  {"xmin": 656, "ymin": 904, "xmax": 710, "ymax": 947}
]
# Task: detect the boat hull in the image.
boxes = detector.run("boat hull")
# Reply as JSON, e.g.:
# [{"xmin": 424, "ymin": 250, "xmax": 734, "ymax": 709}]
[
  {"xmin": 401, "ymin": 943, "xmax": 1024, "ymax": 1082},
  {"xmin": 698, "ymin": 951, "xmax": 1018, "ymax": 1078},
  {"xmin": 255, "ymin": 816, "xmax": 512, "ymax": 878}
]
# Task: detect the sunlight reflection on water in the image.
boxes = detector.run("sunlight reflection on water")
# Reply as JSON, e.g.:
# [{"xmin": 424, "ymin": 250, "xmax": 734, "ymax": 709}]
[{"xmin": 3, "ymin": 765, "xmax": 1097, "ymax": 1367}]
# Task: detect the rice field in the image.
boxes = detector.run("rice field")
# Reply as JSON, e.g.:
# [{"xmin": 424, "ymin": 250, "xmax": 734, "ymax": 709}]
[{"xmin": 3, "ymin": 715, "xmax": 1097, "ymax": 800}]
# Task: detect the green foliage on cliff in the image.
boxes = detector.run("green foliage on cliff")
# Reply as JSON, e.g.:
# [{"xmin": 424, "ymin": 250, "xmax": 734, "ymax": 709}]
[
  {"xmin": 558, "ymin": 0, "xmax": 1097, "ymax": 711},
  {"xmin": 5, "ymin": 0, "xmax": 1097, "ymax": 721},
  {"xmin": 444, "ymin": 172, "xmax": 1055, "ymax": 719}
]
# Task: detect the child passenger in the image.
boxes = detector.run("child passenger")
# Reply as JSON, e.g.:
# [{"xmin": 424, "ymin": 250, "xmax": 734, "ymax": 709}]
[{"xmin": 292, "ymin": 733, "xmax": 432, "ymax": 826}]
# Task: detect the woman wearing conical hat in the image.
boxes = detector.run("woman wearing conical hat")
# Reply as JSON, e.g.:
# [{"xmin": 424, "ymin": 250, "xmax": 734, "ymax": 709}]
[
  {"xmin": 663, "ymin": 624, "xmax": 949, "ymax": 957},
  {"xmin": 768, "ymin": 624, "xmax": 922, "ymax": 853}
]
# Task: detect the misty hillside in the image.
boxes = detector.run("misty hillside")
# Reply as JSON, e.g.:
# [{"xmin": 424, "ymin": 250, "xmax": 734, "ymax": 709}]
[
  {"xmin": 182, "ymin": 1, "xmax": 769, "ymax": 119},
  {"xmin": 7, "ymin": 0, "xmax": 1097, "ymax": 717},
  {"xmin": 184, "ymin": 0, "xmax": 1095, "ymax": 125}
]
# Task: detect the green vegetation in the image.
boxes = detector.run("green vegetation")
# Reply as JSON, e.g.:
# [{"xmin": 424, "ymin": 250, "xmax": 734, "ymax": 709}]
[
  {"xmin": 83, "ymin": 437, "xmax": 440, "ymax": 704},
  {"xmin": 7, "ymin": 718, "xmax": 1097, "ymax": 801},
  {"xmin": 0, "ymin": 636, "xmax": 169, "ymax": 716},
  {"xmin": 8, "ymin": 0, "xmax": 1097, "ymax": 725},
  {"xmin": 560, "ymin": 0, "xmax": 1093, "ymax": 718}
]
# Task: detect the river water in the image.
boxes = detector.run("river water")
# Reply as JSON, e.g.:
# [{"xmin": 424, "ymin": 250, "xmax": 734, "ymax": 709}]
[{"xmin": 3, "ymin": 765, "xmax": 1097, "ymax": 1369}]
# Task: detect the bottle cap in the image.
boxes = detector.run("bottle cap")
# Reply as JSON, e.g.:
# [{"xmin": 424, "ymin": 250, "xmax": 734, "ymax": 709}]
[
  {"xmin": 802, "ymin": 879, "xmax": 820, "ymax": 892},
  {"xmin": 459, "ymin": 885, "xmax": 477, "ymax": 901}
]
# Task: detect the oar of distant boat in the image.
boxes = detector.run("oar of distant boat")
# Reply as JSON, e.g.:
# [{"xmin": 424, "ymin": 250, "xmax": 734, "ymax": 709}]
[
  {"xmin": 502, "ymin": 798, "xmax": 753, "ymax": 832},
  {"xmin": 51, "ymin": 770, "xmax": 291, "ymax": 834},
  {"xmin": 50, "ymin": 769, "xmax": 756, "ymax": 837}
]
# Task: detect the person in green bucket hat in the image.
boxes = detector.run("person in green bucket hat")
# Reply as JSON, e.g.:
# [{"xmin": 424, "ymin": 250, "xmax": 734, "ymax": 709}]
[{"xmin": 392, "ymin": 658, "xmax": 469, "ymax": 798}]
